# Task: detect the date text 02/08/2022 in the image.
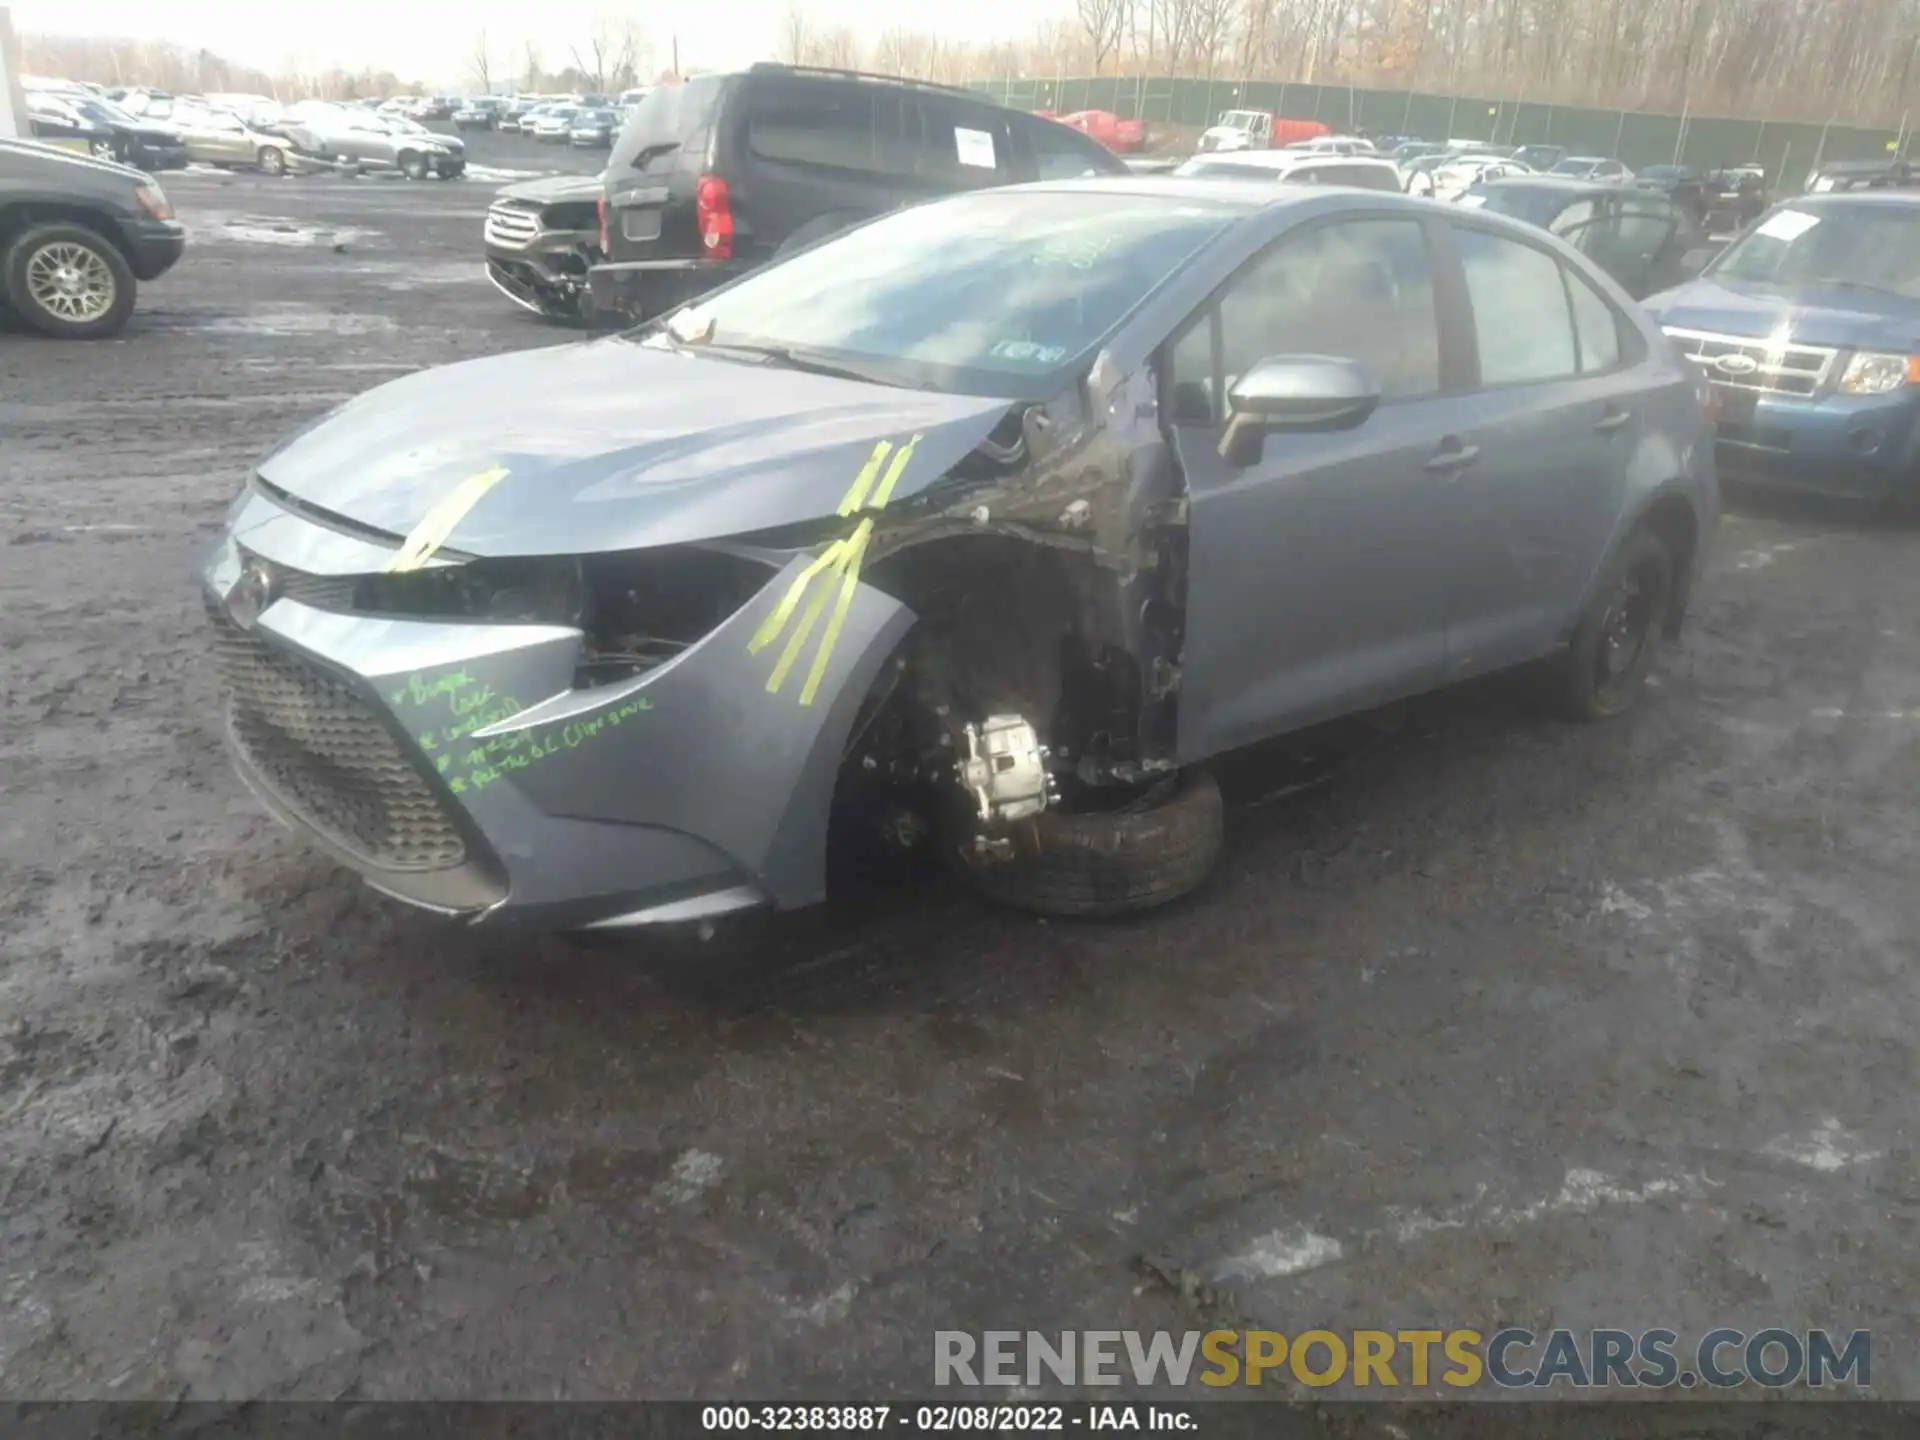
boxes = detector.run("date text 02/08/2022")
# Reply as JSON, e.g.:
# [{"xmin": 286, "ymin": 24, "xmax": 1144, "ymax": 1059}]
[{"xmin": 699, "ymin": 1406, "xmax": 1192, "ymax": 1432}]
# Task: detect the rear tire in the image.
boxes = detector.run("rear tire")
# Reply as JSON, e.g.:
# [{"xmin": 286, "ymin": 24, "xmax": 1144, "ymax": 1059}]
[
  {"xmin": 961, "ymin": 770, "xmax": 1224, "ymax": 918},
  {"xmin": 3, "ymin": 223, "xmax": 138, "ymax": 340},
  {"xmin": 1546, "ymin": 528, "xmax": 1674, "ymax": 720}
]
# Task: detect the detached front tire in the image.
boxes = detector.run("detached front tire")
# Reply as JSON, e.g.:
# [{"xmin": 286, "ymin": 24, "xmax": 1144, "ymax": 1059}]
[
  {"xmin": 3, "ymin": 223, "xmax": 137, "ymax": 340},
  {"xmin": 1548, "ymin": 527, "xmax": 1675, "ymax": 720},
  {"xmin": 962, "ymin": 769, "xmax": 1225, "ymax": 918}
]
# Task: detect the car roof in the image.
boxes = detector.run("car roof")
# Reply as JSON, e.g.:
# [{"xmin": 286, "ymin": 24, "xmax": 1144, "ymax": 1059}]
[
  {"xmin": 1791, "ymin": 189, "xmax": 1920, "ymax": 209},
  {"xmin": 1186, "ymin": 150, "xmax": 1391, "ymax": 171},
  {"xmin": 1478, "ymin": 176, "xmax": 1644, "ymax": 197}
]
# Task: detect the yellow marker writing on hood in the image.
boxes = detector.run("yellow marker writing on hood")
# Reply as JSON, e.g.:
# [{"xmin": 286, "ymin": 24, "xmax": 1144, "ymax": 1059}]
[{"xmin": 387, "ymin": 466, "xmax": 511, "ymax": 574}]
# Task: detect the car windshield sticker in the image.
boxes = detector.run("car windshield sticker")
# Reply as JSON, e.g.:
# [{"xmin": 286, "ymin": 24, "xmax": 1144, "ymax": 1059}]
[
  {"xmin": 955, "ymin": 127, "xmax": 997, "ymax": 169},
  {"xmin": 989, "ymin": 339, "xmax": 1070, "ymax": 364},
  {"xmin": 1033, "ymin": 233, "xmax": 1117, "ymax": 270},
  {"xmin": 1755, "ymin": 209, "xmax": 1820, "ymax": 242},
  {"xmin": 749, "ymin": 433, "xmax": 922, "ymax": 707},
  {"xmin": 387, "ymin": 466, "xmax": 510, "ymax": 573}
]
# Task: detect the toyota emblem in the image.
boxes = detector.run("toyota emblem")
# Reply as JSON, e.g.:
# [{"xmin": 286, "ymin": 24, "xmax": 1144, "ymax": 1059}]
[
  {"xmin": 227, "ymin": 561, "xmax": 277, "ymax": 630},
  {"xmin": 1714, "ymin": 353, "xmax": 1760, "ymax": 377}
]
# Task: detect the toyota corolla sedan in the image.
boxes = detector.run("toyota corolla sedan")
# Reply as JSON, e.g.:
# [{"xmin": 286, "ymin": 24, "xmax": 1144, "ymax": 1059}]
[{"xmin": 203, "ymin": 181, "xmax": 1716, "ymax": 930}]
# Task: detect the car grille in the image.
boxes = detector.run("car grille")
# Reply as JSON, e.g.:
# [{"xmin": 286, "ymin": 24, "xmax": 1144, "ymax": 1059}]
[
  {"xmin": 484, "ymin": 203, "xmax": 541, "ymax": 247},
  {"xmin": 1663, "ymin": 327, "xmax": 1837, "ymax": 397},
  {"xmin": 207, "ymin": 600, "xmax": 467, "ymax": 872}
]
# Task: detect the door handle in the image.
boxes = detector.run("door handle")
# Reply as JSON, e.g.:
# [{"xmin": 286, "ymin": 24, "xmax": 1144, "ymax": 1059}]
[
  {"xmin": 1594, "ymin": 408, "xmax": 1634, "ymax": 432},
  {"xmin": 1424, "ymin": 442, "xmax": 1480, "ymax": 473}
]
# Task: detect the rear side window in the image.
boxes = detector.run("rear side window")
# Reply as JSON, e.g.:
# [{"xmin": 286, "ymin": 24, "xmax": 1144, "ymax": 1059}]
[
  {"xmin": 610, "ymin": 75, "xmax": 725, "ymax": 171},
  {"xmin": 914, "ymin": 96, "xmax": 1016, "ymax": 189},
  {"xmin": 1566, "ymin": 268, "xmax": 1624, "ymax": 372},
  {"xmin": 1454, "ymin": 226, "xmax": 1578, "ymax": 385},
  {"xmin": 1019, "ymin": 114, "xmax": 1126, "ymax": 180},
  {"xmin": 746, "ymin": 84, "xmax": 874, "ymax": 173}
]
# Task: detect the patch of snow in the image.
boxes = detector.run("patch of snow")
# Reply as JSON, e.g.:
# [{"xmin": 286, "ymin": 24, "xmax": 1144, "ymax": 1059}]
[
  {"xmin": 1215, "ymin": 1226, "xmax": 1344, "ymax": 1280},
  {"xmin": 1762, "ymin": 1118, "xmax": 1881, "ymax": 1173}
]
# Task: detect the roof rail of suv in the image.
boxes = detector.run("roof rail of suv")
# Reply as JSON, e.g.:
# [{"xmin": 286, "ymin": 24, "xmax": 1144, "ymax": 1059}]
[{"xmin": 745, "ymin": 62, "xmax": 983, "ymax": 99}]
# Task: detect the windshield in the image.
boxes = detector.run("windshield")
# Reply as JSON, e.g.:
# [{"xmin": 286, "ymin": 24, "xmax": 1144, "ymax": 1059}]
[
  {"xmin": 1551, "ymin": 159, "xmax": 1604, "ymax": 176},
  {"xmin": 1217, "ymin": 110, "xmax": 1261, "ymax": 131},
  {"xmin": 577, "ymin": 109, "xmax": 616, "ymax": 124},
  {"xmin": 1460, "ymin": 185, "xmax": 1562, "ymax": 224},
  {"xmin": 654, "ymin": 191, "xmax": 1235, "ymax": 397},
  {"xmin": 1710, "ymin": 204, "xmax": 1920, "ymax": 297},
  {"xmin": 75, "ymin": 98, "xmax": 138, "ymax": 126}
]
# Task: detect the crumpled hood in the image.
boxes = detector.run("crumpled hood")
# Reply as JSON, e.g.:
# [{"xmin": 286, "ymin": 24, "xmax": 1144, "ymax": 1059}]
[
  {"xmin": 1643, "ymin": 276, "xmax": 1920, "ymax": 352},
  {"xmin": 1200, "ymin": 126, "xmax": 1249, "ymax": 150},
  {"xmin": 254, "ymin": 338, "xmax": 1014, "ymax": 557},
  {"xmin": 495, "ymin": 173, "xmax": 605, "ymax": 205}
]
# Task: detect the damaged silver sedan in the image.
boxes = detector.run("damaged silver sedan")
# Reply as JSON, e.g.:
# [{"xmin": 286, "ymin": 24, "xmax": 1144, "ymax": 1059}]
[{"xmin": 202, "ymin": 180, "xmax": 1716, "ymax": 928}]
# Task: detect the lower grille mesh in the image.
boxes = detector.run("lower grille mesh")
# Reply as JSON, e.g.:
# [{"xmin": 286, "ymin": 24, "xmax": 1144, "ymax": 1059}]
[{"xmin": 207, "ymin": 602, "xmax": 467, "ymax": 871}]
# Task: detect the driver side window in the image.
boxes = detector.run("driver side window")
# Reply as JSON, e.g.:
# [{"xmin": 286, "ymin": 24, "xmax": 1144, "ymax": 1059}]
[{"xmin": 1168, "ymin": 217, "xmax": 1441, "ymax": 423}]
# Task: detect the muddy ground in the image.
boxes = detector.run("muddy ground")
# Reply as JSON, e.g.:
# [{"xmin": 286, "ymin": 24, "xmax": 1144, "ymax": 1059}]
[{"xmin": 1, "ymin": 157, "xmax": 1918, "ymax": 1404}]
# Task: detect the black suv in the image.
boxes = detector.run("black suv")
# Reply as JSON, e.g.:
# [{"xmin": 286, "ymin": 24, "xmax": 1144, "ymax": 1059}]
[
  {"xmin": 1, "ymin": 138, "xmax": 186, "ymax": 339},
  {"xmin": 588, "ymin": 64, "xmax": 1129, "ymax": 322}
]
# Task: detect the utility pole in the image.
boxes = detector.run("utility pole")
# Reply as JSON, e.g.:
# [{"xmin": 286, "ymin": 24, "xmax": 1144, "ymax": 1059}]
[{"xmin": 672, "ymin": 34, "xmax": 680, "ymax": 78}]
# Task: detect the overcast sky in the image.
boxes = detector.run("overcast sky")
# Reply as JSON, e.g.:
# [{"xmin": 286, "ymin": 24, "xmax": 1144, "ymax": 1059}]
[{"xmin": 8, "ymin": 0, "xmax": 1039, "ymax": 85}]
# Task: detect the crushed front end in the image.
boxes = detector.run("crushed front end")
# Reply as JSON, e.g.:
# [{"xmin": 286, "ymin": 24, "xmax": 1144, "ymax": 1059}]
[{"xmin": 203, "ymin": 483, "xmax": 912, "ymax": 928}]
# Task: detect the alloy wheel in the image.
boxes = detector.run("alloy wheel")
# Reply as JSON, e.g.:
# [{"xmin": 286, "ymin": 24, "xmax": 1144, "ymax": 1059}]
[{"xmin": 24, "ymin": 241, "xmax": 117, "ymax": 322}]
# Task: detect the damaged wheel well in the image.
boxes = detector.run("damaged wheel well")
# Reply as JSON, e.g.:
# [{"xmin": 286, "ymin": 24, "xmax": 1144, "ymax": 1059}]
[
  {"xmin": 858, "ymin": 531, "xmax": 1183, "ymax": 784},
  {"xmin": 1639, "ymin": 495, "xmax": 1700, "ymax": 638}
]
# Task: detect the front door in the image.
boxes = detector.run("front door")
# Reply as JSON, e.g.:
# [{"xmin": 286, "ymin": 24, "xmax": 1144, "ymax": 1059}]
[{"xmin": 1171, "ymin": 214, "xmax": 1470, "ymax": 761}]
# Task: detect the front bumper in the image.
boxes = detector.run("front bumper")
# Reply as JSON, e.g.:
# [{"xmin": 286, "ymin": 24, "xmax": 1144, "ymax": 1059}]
[
  {"xmin": 586, "ymin": 257, "xmax": 747, "ymax": 321},
  {"xmin": 1712, "ymin": 388, "xmax": 1920, "ymax": 501},
  {"xmin": 120, "ymin": 218, "xmax": 187, "ymax": 281},
  {"xmin": 201, "ymin": 492, "xmax": 913, "ymax": 927}
]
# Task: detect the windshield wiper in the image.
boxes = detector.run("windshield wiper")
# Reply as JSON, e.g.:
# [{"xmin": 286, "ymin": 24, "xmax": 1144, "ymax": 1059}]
[
  {"xmin": 1806, "ymin": 278, "xmax": 1910, "ymax": 298},
  {"xmin": 699, "ymin": 341, "xmax": 908, "ymax": 387}
]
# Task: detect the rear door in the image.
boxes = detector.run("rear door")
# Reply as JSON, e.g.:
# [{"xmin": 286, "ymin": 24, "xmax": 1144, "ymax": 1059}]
[
  {"xmin": 1172, "ymin": 212, "xmax": 1473, "ymax": 759},
  {"xmin": 1437, "ymin": 223, "xmax": 1644, "ymax": 675}
]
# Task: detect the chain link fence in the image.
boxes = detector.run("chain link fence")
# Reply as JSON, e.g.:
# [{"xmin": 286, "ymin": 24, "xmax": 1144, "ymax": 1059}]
[{"xmin": 971, "ymin": 75, "xmax": 1908, "ymax": 190}]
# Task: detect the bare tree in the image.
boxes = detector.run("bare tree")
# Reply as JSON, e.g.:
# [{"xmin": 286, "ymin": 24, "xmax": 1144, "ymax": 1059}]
[
  {"xmin": 522, "ymin": 40, "xmax": 542, "ymax": 92},
  {"xmin": 470, "ymin": 29, "xmax": 493, "ymax": 94},
  {"xmin": 810, "ymin": 26, "xmax": 862, "ymax": 69},
  {"xmin": 1077, "ymin": 0, "xmax": 1129, "ymax": 74},
  {"xmin": 781, "ymin": 2, "xmax": 810, "ymax": 64},
  {"xmin": 571, "ymin": 14, "xmax": 642, "ymax": 95}
]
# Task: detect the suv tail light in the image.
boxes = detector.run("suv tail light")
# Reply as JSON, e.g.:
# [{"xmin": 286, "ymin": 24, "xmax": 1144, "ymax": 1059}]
[
  {"xmin": 597, "ymin": 195, "xmax": 609, "ymax": 255},
  {"xmin": 695, "ymin": 174, "xmax": 733, "ymax": 260}
]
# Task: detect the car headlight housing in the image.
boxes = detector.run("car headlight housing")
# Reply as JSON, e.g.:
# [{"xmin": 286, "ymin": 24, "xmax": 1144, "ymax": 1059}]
[
  {"xmin": 135, "ymin": 181, "xmax": 173, "ymax": 220},
  {"xmin": 1839, "ymin": 351, "xmax": 1920, "ymax": 395}
]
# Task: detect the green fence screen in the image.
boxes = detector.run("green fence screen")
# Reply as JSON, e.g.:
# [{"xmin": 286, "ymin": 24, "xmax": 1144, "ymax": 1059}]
[{"xmin": 972, "ymin": 76, "xmax": 1905, "ymax": 188}]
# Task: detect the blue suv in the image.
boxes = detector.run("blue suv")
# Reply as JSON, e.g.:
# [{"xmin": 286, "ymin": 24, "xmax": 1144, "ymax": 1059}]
[{"xmin": 1643, "ymin": 191, "xmax": 1920, "ymax": 509}]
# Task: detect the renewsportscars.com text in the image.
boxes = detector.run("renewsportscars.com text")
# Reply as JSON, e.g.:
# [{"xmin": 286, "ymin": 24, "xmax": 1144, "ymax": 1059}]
[{"xmin": 934, "ymin": 1328, "xmax": 1871, "ymax": 1390}]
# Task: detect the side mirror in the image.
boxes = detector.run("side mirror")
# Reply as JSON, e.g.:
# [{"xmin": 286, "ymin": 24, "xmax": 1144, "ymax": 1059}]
[{"xmin": 1220, "ymin": 355, "xmax": 1382, "ymax": 465}]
